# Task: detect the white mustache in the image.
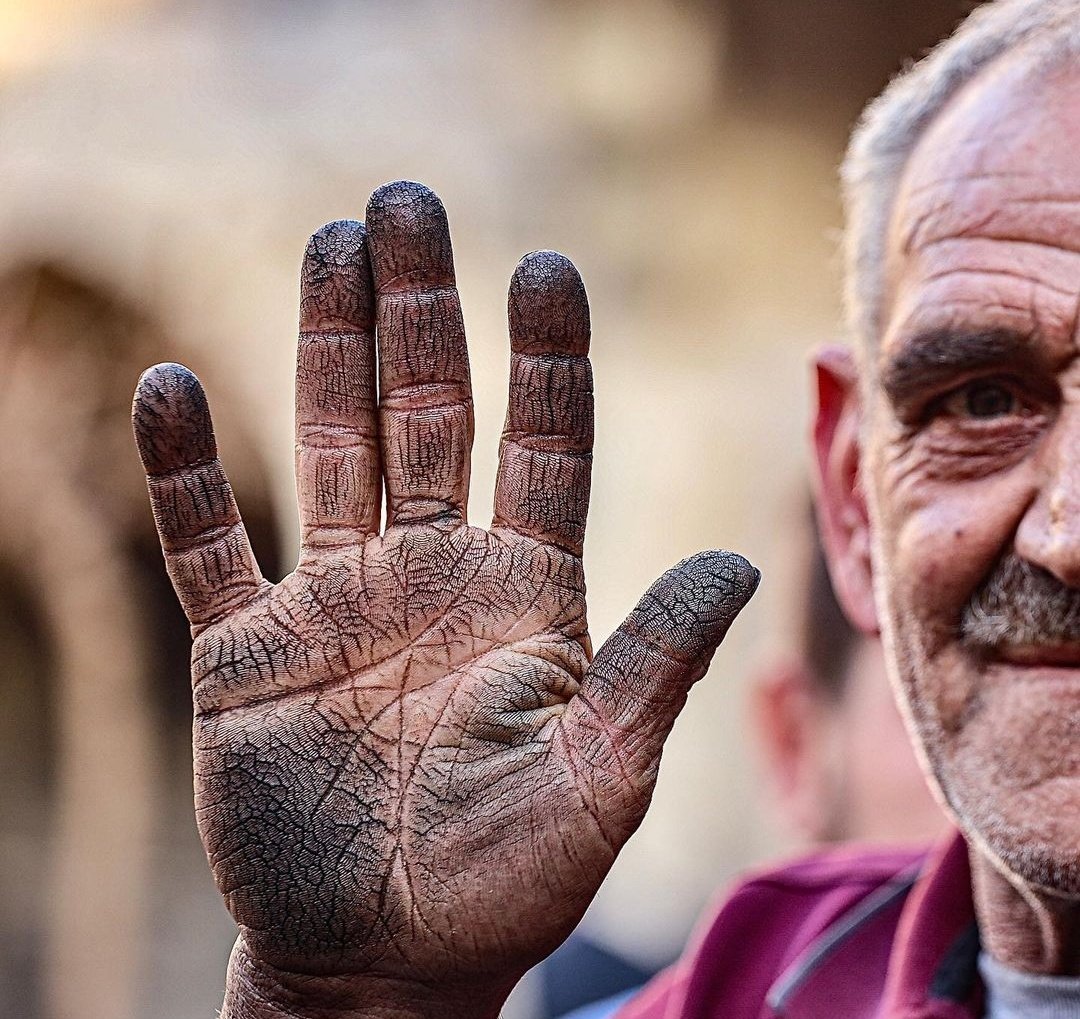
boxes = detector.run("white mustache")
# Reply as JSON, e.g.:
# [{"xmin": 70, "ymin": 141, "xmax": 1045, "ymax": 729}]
[{"xmin": 961, "ymin": 554, "xmax": 1080, "ymax": 651}]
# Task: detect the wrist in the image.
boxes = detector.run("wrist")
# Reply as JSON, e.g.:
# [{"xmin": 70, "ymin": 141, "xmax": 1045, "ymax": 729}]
[{"xmin": 220, "ymin": 939, "xmax": 509, "ymax": 1019}]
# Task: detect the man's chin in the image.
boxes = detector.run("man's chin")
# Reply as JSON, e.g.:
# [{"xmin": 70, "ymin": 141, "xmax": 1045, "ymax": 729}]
[
  {"xmin": 928, "ymin": 667, "xmax": 1080, "ymax": 894},
  {"xmin": 956, "ymin": 777, "xmax": 1080, "ymax": 897},
  {"xmin": 987, "ymin": 842, "xmax": 1080, "ymax": 899}
]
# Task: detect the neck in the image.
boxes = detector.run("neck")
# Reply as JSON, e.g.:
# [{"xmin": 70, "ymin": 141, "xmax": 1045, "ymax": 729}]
[{"xmin": 970, "ymin": 845, "xmax": 1080, "ymax": 975}]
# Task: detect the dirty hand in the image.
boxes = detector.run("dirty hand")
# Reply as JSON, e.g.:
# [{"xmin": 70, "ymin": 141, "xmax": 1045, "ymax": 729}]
[{"xmin": 132, "ymin": 181, "xmax": 758, "ymax": 1019}]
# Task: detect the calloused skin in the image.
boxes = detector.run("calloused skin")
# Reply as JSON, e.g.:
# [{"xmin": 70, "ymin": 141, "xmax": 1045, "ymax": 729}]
[{"xmin": 133, "ymin": 181, "xmax": 758, "ymax": 1018}]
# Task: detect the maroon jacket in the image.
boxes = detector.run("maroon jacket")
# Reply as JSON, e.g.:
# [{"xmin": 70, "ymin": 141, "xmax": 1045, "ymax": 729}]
[{"xmin": 614, "ymin": 832, "xmax": 982, "ymax": 1019}]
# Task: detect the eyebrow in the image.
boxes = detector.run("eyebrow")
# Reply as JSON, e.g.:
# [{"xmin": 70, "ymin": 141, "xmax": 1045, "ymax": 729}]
[{"xmin": 879, "ymin": 328, "xmax": 1041, "ymax": 404}]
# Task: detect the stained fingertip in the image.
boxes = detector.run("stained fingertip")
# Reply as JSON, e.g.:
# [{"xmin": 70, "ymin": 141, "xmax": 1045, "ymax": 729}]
[
  {"xmin": 300, "ymin": 220, "xmax": 374, "ymax": 333},
  {"xmin": 673, "ymin": 548, "xmax": 761, "ymax": 591},
  {"xmin": 366, "ymin": 179, "xmax": 444, "ymax": 221},
  {"xmin": 635, "ymin": 551, "xmax": 761, "ymax": 658},
  {"xmin": 509, "ymin": 250, "xmax": 590, "ymax": 355},
  {"xmin": 365, "ymin": 180, "xmax": 454, "ymax": 290},
  {"xmin": 132, "ymin": 362, "xmax": 217, "ymax": 476}
]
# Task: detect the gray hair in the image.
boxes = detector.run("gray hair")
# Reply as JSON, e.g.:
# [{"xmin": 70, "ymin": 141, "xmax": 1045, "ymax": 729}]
[{"xmin": 842, "ymin": 0, "xmax": 1080, "ymax": 356}]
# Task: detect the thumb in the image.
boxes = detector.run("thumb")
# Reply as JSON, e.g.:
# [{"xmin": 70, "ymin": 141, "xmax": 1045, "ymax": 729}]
[{"xmin": 571, "ymin": 550, "xmax": 759, "ymax": 782}]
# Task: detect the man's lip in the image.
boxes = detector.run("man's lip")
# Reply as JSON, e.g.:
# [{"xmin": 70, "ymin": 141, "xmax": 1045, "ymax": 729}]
[{"xmin": 994, "ymin": 643, "xmax": 1080, "ymax": 667}]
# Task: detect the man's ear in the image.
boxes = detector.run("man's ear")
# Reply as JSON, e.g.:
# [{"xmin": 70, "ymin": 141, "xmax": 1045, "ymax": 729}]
[{"xmin": 811, "ymin": 346, "xmax": 878, "ymax": 636}]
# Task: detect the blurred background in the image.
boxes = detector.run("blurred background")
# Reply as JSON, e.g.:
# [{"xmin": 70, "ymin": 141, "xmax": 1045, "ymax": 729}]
[{"xmin": 0, "ymin": 2, "xmax": 979, "ymax": 1017}]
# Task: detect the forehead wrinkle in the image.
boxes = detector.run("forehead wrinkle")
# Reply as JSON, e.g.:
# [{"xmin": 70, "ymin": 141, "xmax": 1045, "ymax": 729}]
[
  {"xmin": 897, "ymin": 228, "xmax": 1080, "ymax": 304},
  {"xmin": 883, "ymin": 229, "xmax": 1080, "ymax": 376},
  {"xmin": 894, "ymin": 110, "xmax": 1033, "ymax": 257},
  {"xmin": 901, "ymin": 55, "xmax": 1079, "ymax": 194},
  {"xmin": 907, "ymin": 79, "xmax": 1080, "ymax": 240},
  {"xmin": 910, "ymin": 198, "xmax": 1080, "ymax": 262},
  {"xmin": 896, "ymin": 167, "xmax": 1080, "ymax": 256},
  {"xmin": 918, "ymin": 264, "xmax": 1074, "ymax": 299},
  {"xmin": 879, "ymin": 58, "xmax": 1080, "ymax": 354},
  {"xmin": 882, "ymin": 253, "xmax": 1067, "ymax": 355}
]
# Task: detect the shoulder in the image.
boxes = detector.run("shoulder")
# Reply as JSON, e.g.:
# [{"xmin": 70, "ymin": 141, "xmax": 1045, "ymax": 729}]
[
  {"xmin": 699, "ymin": 843, "xmax": 929, "ymax": 966},
  {"xmin": 612, "ymin": 844, "xmax": 930, "ymax": 1019},
  {"xmin": 736, "ymin": 841, "xmax": 930, "ymax": 894},
  {"xmin": 697, "ymin": 842, "xmax": 928, "ymax": 954}
]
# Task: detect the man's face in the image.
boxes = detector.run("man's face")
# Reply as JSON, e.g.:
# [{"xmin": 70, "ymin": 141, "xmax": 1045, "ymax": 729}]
[{"xmin": 868, "ymin": 57, "xmax": 1080, "ymax": 891}]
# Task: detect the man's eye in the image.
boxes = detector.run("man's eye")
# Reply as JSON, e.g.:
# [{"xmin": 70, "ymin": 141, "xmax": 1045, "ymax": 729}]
[{"xmin": 941, "ymin": 381, "xmax": 1018, "ymax": 419}]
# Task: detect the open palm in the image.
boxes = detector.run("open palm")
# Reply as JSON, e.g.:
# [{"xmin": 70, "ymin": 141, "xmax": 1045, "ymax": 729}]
[{"xmin": 133, "ymin": 182, "xmax": 757, "ymax": 1018}]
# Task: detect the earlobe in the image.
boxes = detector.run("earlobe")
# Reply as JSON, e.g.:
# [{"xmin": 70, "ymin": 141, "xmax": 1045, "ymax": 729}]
[{"xmin": 810, "ymin": 346, "xmax": 878, "ymax": 636}]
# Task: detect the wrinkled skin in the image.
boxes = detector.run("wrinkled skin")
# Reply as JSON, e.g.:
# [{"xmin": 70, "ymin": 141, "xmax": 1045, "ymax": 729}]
[
  {"xmin": 818, "ymin": 58, "xmax": 1080, "ymax": 975},
  {"xmin": 133, "ymin": 182, "xmax": 757, "ymax": 1017},
  {"xmin": 876, "ymin": 58, "xmax": 1080, "ymax": 972}
]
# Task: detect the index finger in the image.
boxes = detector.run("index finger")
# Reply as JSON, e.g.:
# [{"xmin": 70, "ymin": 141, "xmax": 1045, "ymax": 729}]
[{"xmin": 492, "ymin": 250, "xmax": 593, "ymax": 556}]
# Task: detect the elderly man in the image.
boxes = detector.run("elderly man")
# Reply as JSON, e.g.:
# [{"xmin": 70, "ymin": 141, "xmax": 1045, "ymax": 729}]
[{"xmin": 132, "ymin": 0, "xmax": 1080, "ymax": 1015}]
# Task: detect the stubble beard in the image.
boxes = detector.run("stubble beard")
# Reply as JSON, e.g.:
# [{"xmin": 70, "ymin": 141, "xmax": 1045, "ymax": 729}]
[{"xmin": 888, "ymin": 551, "xmax": 1080, "ymax": 896}]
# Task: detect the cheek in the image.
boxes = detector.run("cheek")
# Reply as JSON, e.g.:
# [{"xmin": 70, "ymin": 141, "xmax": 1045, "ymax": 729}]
[
  {"xmin": 889, "ymin": 494, "xmax": 1005, "ymax": 635},
  {"xmin": 962, "ymin": 683, "xmax": 1080, "ymax": 792},
  {"xmin": 873, "ymin": 447, "xmax": 1033, "ymax": 645},
  {"xmin": 868, "ymin": 439, "xmax": 1035, "ymax": 734}
]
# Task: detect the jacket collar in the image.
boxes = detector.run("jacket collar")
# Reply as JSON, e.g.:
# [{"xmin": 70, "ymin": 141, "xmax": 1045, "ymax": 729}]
[
  {"xmin": 768, "ymin": 831, "xmax": 982, "ymax": 1019},
  {"xmin": 880, "ymin": 831, "xmax": 982, "ymax": 1018}
]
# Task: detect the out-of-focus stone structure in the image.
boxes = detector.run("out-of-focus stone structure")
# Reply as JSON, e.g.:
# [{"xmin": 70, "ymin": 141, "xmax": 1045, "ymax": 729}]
[{"xmin": 0, "ymin": 2, "xmax": 978, "ymax": 1016}]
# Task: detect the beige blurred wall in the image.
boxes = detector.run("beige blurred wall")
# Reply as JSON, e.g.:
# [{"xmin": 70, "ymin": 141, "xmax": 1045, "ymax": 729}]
[{"xmin": 0, "ymin": 2, "xmax": 968, "ymax": 1016}]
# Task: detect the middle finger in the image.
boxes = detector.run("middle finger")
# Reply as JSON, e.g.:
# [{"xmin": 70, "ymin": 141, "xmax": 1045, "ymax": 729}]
[{"xmin": 366, "ymin": 181, "xmax": 473, "ymax": 528}]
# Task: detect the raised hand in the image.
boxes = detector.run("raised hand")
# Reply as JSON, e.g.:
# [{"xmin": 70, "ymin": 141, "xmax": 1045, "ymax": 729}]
[{"xmin": 132, "ymin": 182, "xmax": 758, "ymax": 1019}]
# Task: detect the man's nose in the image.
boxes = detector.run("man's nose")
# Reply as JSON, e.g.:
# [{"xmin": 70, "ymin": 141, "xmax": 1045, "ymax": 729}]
[{"xmin": 1015, "ymin": 405, "xmax": 1080, "ymax": 588}]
